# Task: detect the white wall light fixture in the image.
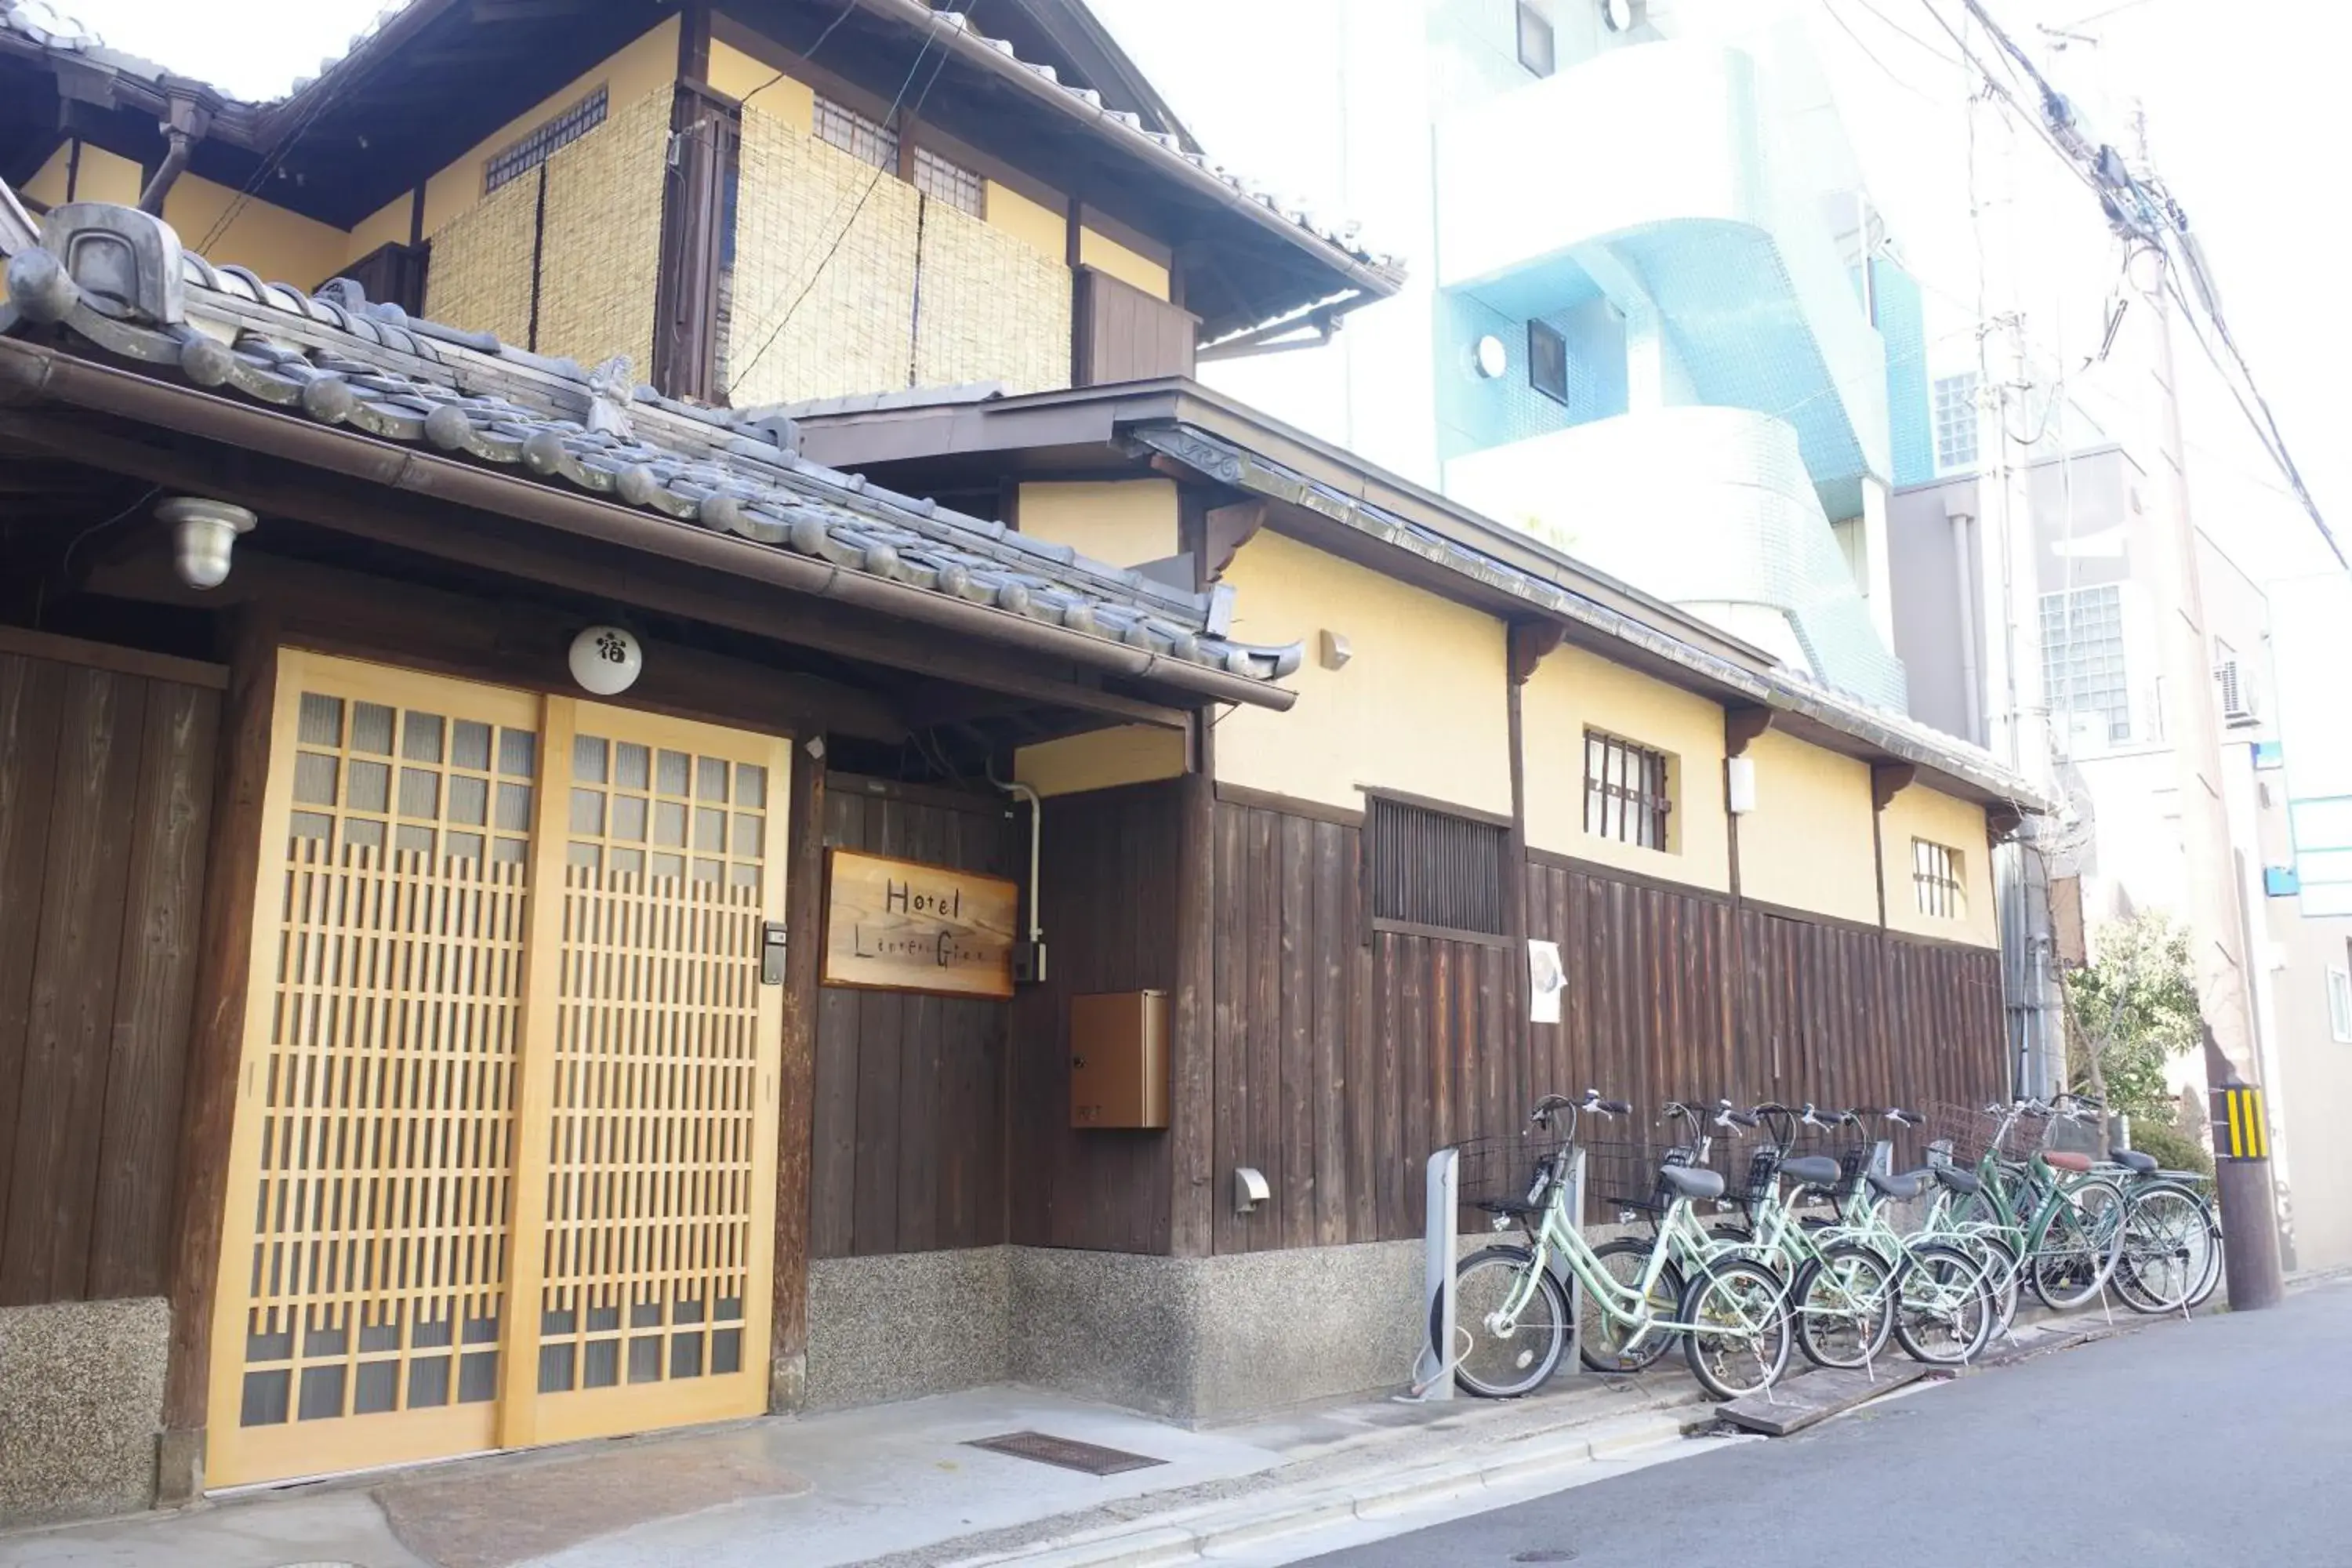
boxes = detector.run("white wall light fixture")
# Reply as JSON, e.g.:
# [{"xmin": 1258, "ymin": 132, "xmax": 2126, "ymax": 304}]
[
  {"xmin": 1726, "ymin": 754, "xmax": 1758, "ymax": 815},
  {"xmin": 1319, "ymin": 629, "xmax": 1353, "ymax": 670},
  {"xmin": 1472, "ymin": 333, "xmax": 1509, "ymax": 379},
  {"xmin": 568, "ymin": 625, "xmax": 644, "ymax": 695},
  {"xmin": 155, "ymin": 496, "xmax": 256, "ymax": 590}
]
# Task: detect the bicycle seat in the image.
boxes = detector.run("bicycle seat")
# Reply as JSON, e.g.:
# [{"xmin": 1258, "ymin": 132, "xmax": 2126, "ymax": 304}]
[
  {"xmin": 1867, "ymin": 1170, "xmax": 1925, "ymax": 1201},
  {"xmin": 1931, "ymin": 1166, "xmax": 1982, "ymax": 1195},
  {"xmin": 2110, "ymin": 1149, "xmax": 2158, "ymax": 1175},
  {"xmin": 2042, "ymin": 1151, "xmax": 2094, "ymax": 1174},
  {"xmin": 1657, "ymin": 1163, "xmax": 1726, "ymax": 1202},
  {"xmin": 1780, "ymin": 1156, "xmax": 1842, "ymax": 1187}
]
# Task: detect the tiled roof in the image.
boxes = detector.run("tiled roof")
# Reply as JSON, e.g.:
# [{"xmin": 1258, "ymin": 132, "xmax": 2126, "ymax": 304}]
[
  {"xmin": 0, "ymin": 0, "xmax": 1403, "ymax": 284},
  {"xmin": 0, "ymin": 194, "xmax": 1302, "ymax": 685}
]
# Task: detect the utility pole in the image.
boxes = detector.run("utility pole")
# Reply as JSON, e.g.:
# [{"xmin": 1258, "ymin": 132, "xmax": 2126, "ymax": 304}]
[{"xmin": 2132, "ymin": 107, "xmax": 2285, "ymax": 1311}]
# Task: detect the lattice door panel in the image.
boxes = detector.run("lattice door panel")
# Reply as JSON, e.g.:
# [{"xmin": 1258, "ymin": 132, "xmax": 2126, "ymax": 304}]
[
  {"xmin": 209, "ymin": 652, "xmax": 543, "ymax": 1486},
  {"xmin": 508, "ymin": 705, "xmax": 787, "ymax": 1446}
]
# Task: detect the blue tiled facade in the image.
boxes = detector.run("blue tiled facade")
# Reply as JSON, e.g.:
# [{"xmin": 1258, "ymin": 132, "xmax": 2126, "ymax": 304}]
[
  {"xmin": 1434, "ymin": 285, "xmax": 1628, "ymax": 465},
  {"xmin": 1873, "ymin": 258, "xmax": 1935, "ymax": 488}
]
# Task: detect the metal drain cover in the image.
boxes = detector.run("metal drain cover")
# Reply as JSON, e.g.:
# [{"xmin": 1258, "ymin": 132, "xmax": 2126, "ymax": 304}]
[{"xmin": 964, "ymin": 1431, "xmax": 1166, "ymax": 1476}]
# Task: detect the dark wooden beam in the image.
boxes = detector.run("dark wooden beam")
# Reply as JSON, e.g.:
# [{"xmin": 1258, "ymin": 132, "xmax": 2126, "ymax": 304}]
[
  {"xmin": 1725, "ymin": 705, "xmax": 1775, "ymax": 758},
  {"xmin": 769, "ymin": 739, "xmax": 822, "ymax": 1411},
  {"xmin": 1871, "ymin": 762, "xmax": 1918, "ymax": 812},
  {"xmin": 1167, "ymin": 712, "xmax": 1214, "ymax": 1257},
  {"xmin": 156, "ymin": 606, "xmax": 278, "ymax": 1503},
  {"xmin": 1200, "ymin": 499, "xmax": 1264, "ymax": 584},
  {"xmin": 1508, "ymin": 619, "xmax": 1566, "ymax": 686}
]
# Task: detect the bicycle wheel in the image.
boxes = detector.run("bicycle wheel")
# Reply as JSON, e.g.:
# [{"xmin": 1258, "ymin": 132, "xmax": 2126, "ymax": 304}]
[
  {"xmin": 1680, "ymin": 1257, "xmax": 1792, "ymax": 1399},
  {"xmin": 2029, "ymin": 1178, "xmax": 2128, "ymax": 1311},
  {"xmin": 1892, "ymin": 1243, "xmax": 1993, "ymax": 1365},
  {"xmin": 1792, "ymin": 1244, "xmax": 1896, "ymax": 1370},
  {"xmin": 2114, "ymin": 1183, "xmax": 2212, "ymax": 1315},
  {"xmin": 1971, "ymin": 1233, "xmax": 2024, "ymax": 1337},
  {"xmin": 1577, "ymin": 1237, "xmax": 1685, "ymax": 1374},
  {"xmin": 2187, "ymin": 1203, "xmax": 2225, "ymax": 1309},
  {"xmin": 1442, "ymin": 1246, "xmax": 1570, "ymax": 1398}
]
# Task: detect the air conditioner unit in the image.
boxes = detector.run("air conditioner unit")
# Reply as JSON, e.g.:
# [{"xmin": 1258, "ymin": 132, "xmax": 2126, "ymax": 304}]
[{"xmin": 2215, "ymin": 660, "xmax": 2259, "ymax": 728}]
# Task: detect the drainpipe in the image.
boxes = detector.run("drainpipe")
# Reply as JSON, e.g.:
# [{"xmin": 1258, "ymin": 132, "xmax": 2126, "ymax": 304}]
[
  {"xmin": 989, "ymin": 762, "xmax": 1047, "ymax": 984},
  {"xmin": 137, "ymin": 95, "xmax": 209, "ymax": 217},
  {"xmin": 1947, "ymin": 500, "xmax": 1985, "ymax": 747}
]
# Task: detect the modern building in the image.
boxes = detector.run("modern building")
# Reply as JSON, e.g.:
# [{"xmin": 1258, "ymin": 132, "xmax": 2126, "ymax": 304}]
[
  {"xmin": 1891, "ymin": 444, "xmax": 2352, "ymax": 1269},
  {"xmin": 0, "ymin": 0, "xmax": 2034, "ymax": 1529},
  {"xmin": 1091, "ymin": 0, "xmax": 1912, "ymax": 708}
]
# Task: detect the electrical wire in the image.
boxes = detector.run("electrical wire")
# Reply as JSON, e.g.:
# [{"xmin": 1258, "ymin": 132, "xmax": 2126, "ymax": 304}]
[
  {"xmin": 1822, "ymin": 0, "xmax": 1951, "ymax": 105},
  {"xmin": 724, "ymin": 2, "xmax": 974, "ymax": 400}
]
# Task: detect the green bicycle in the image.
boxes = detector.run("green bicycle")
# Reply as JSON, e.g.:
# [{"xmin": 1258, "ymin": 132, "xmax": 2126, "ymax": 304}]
[
  {"xmin": 1923, "ymin": 1099, "xmax": 2128, "ymax": 1312},
  {"xmin": 1443, "ymin": 1092, "xmax": 1795, "ymax": 1401}
]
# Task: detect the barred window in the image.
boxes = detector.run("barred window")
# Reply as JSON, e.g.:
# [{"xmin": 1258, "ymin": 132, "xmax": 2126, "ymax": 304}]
[
  {"xmin": 913, "ymin": 146, "xmax": 983, "ymax": 215},
  {"xmin": 1933, "ymin": 372, "xmax": 1979, "ymax": 472},
  {"xmin": 1913, "ymin": 838, "xmax": 1965, "ymax": 920},
  {"xmin": 2041, "ymin": 584, "xmax": 2129, "ymax": 745},
  {"xmin": 1583, "ymin": 731, "xmax": 1671, "ymax": 851},
  {"xmin": 1367, "ymin": 795, "xmax": 1508, "ymax": 937},
  {"xmin": 484, "ymin": 87, "xmax": 608, "ymax": 194},
  {"xmin": 814, "ymin": 95, "xmax": 898, "ymax": 171}
]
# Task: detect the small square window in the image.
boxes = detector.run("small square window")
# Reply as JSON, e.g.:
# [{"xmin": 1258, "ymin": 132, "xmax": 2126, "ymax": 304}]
[
  {"xmin": 815, "ymin": 95, "xmax": 898, "ymax": 172},
  {"xmin": 1528, "ymin": 319, "xmax": 1570, "ymax": 406},
  {"xmin": 1583, "ymin": 730, "xmax": 1672, "ymax": 851},
  {"xmin": 913, "ymin": 145, "xmax": 984, "ymax": 216},
  {"xmin": 1913, "ymin": 838, "xmax": 1965, "ymax": 920},
  {"xmin": 1517, "ymin": 2, "xmax": 1557, "ymax": 76}
]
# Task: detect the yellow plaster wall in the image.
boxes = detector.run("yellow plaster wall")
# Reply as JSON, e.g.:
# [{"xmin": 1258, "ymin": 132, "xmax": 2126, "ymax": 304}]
[
  {"xmin": 1079, "ymin": 227, "xmax": 1168, "ymax": 299},
  {"xmin": 1016, "ymin": 480, "xmax": 1178, "ymax": 568},
  {"xmin": 708, "ymin": 36, "xmax": 815, "ymax": 128},
  {"xmin": 162, "ymin": 172, "xmax": 351, "ymax": 289},
  {"xmin": 20, "ymin": 143, "xmax": 74, "ymax": 207},
  {"xmin": 1521, "ymin": 643, "xmax": 1730, "ymax": 893},
  {"xmin": 1737, "ymin": 729, "xmax": 1881, "ymax": 926},
  {"xmin": 345, "ymin": 193, "xmax": 413, "ymax": 266},
  {"xmin": 986, "ymin": 180, "xmax": 1065, "ymax": 263},
  {"xmin": 419, "ymin": 16, "xmax": 679, "ymax": 240},
  {"xmin": 1880, "ymin": 784, "xmax": 1999, "ymax": 948},
  {"xmin": 64, "ymin": 143, "xmax": 142, "ymax": 206},
  {"xmin": 1215, "ymin": 529, "xmax": 1512, "ymax": 818},
  {"xmin": 1014, "ymin": 725, "xmax": 1186, "ymax": 799}
]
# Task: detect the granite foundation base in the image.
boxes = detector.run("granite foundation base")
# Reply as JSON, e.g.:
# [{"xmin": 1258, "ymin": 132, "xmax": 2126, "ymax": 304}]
[
  {"xmin": 0, "ymin": 1297, "xmax": 168, "ymax": 1528},
  {"xmin": 806, "ymin": 1241, "xmax": 1425, "ymax": 1425}
]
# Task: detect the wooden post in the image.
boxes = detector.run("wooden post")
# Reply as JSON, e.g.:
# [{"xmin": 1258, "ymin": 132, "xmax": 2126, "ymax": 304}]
[
  {"xmin": 770, "ymin": 739, "xmax": 825, "ymax": 1411},
  {"xmin": 156, "ymin": 609, "xmax": 278, "ymax": 1505},
  {"xmin": 1167, "ymin": 711, "xmax": 1216, "ymax": 1258}
]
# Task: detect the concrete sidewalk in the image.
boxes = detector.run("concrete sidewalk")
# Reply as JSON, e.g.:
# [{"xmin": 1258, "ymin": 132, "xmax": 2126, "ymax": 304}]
[{"xmin": 0, "ymin": 1369, "xmax": 1705, "ymax": 1568}]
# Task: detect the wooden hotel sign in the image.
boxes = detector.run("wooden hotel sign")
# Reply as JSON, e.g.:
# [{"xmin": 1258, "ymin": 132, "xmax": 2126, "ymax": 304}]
[{"xmin": 821, "ymin": 848, "xmax": 1019, "ymax": 1000}]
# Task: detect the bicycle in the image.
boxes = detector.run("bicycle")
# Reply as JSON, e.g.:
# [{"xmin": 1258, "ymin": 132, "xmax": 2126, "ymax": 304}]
[
  {"xmin": 1443, "ymin": 1091, "xmax": 1795, "ymax": 1401},
  {"xmin": 1924, "ymin": 1098, "xmax": 2128, "ymax": 1312}
]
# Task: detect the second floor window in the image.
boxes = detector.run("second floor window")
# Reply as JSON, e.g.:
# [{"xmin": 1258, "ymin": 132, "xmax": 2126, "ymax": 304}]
[
  {"xmin": 1528, "ymin": 319, "xmax": 1570, "ymax": 405},
  {"xmin": 2041, "ymin": 584, "xmax": 2130, "ymax": 745},
  {"xmin": 1584, "ymin": 730, "xmax": 1671, "ymax": 851},
  {"xmin": 1932, "ymin": 372, "xmax": 1979, "ymax": 471},
  {"xmin": 1913, "ymin": 837, "xmax": 1965, "ymax": 920},
  {"xmin": 815, "ymin": 95, "xmax": 898, "ymax": 171},
  {"xmin": 913, "ymin": 145, "xmax": 983, "ymax": 216},
  {"xmin": 1517, "ymin": 2, "xmax": 1556, "ymax": 75},
  {"xmin": 484, "ymin": 86, "xmax": 608, "ymax": 194}
]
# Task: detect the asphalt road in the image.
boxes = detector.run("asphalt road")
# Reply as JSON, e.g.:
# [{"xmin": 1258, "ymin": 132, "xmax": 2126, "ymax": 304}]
[{"xmin": 1301, "ymin": 1279, "xmax": 2352, "ymax": 1567}]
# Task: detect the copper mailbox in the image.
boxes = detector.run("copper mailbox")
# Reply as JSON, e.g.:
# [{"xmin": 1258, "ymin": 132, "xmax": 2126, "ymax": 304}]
[{"xmin": 1069, "ymin": 989, "xmax": 1169, "ymax": 1130}]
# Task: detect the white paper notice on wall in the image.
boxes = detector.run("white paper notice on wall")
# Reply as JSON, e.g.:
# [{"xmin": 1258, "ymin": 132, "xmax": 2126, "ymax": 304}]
[{"xmin": 1527, "ymin": 938, "xmax": 1565, "ymax": 1024}]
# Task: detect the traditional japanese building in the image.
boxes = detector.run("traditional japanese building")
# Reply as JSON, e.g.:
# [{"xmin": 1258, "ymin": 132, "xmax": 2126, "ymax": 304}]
[{"xmin": 0, "ymin": 0, "xmax": 2037, "ymax": 1528}]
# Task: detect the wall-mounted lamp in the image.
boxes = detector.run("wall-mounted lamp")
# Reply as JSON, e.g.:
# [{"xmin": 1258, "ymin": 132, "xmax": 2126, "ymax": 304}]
[
  {"xmin": 1319, "ymin": 629, "xmax": 1353, "ymax": 670},
  {"xmin": 1234, "ymin": 1166, "xmax": 1271, "ymax": 1214},
  {"xmin": 1725, "ymin": 755, "xmax": 1758, "ymax": 816},
  {"xmin": 568, "ymin": 625, "xmax": 643, "ymax": 695},
  {"xmin": 155, "ymin": 496, "xmax": 255, "ymax": 590},
  {"xmin": 1472, "ymin": 333, "xmax": 1508, "ymax": 379}
]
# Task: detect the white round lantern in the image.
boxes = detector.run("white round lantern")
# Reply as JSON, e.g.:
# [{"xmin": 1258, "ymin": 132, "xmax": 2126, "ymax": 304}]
[
  {"xmin": 1472, "ymin": 333, "xmax": 1508, "ymax": 379},
  {"xmin": 568, "ymin": 625, "xmax": 643, "ymax": 695}
]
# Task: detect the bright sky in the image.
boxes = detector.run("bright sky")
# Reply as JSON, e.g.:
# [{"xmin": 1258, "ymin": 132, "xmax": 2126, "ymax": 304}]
[{"xmin": 51, "ymin": 0, "xmax": 2352, "ymax": 584}]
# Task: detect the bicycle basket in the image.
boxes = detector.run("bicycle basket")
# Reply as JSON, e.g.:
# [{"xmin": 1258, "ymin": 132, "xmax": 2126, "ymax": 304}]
[
  {"xmin": 2001, "ymin": 1105, "xmax": 2055, "ymax": 1160},
  {"xmin": 2044, "ymin": 1111, "xmax": 2106, "ymax": 1158},
  {"xmin": 1448, "ymin": 1128, "xmax": 1569, "ymax": 1216},
  {"xmin": 1923, "ymin": 1101, "xmax": 2001, "ymax": 1167},
  {"xmin": 1581, "ymin": 1137, "xmax": 1700, "ymax": 1223}
]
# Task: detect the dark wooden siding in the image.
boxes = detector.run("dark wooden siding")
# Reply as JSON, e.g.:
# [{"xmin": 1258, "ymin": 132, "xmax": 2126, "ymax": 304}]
[
  {"xmin": 811, "ymin": 777, "xmax": 1019, "ymax": 1258},
  {"xmin": 1073, "ymin": 265, "xmax": 1197, "ymax": 387},
  {"xmin": 1008, "ymin": 781, "xmax": 1184, "ymax": 1252},
  {"xmin": 0, "ymin": 644, "xmax": 220, "ymax": 1305},
  {"xmin": 1209, "ymin": 800, "xmax": 1523, "ymax": 1254}
]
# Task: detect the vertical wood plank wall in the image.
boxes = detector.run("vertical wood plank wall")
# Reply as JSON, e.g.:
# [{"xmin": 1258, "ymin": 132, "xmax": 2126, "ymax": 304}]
[
  {"xmin": 1007, "ymin": 781, "xmax": 1184, "ymax": 1252},
  {"xmin": 810, "ymin": 778, "xmax": 1018, "ymax": 1258},
  {"xmin": 0, "ymin": 647, "xmax": 220, "ymax": 1306}
]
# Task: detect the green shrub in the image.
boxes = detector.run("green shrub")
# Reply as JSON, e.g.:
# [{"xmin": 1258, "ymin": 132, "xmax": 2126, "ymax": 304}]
[{"xmin": 2128, "ymin": 1121, "xmax": 2213, "ymax": 1178}]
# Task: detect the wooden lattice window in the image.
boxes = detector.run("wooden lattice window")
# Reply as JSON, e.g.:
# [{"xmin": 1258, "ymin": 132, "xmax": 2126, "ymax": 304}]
[
  {"xmin": 814, "ymin": 94, "xmax": 898, "ymax": 171},
  {"xmin": 1367, "ymin": 793, "xmax": 1508, "ymax": 938},
  {"xmin": 1913, "ymin": 837, "xmax": 1965, "ymax": 920},
  {"xmin": 913, "ymin": 145, "xmax": 983, "ymax": 215},
  {"xmin": 1584, "ymin": 729, "xmax": 1671, "ymax": 850},
  {"xmin": 485, "ymin": 86, "xmax": 608, "ymax": 194}
]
